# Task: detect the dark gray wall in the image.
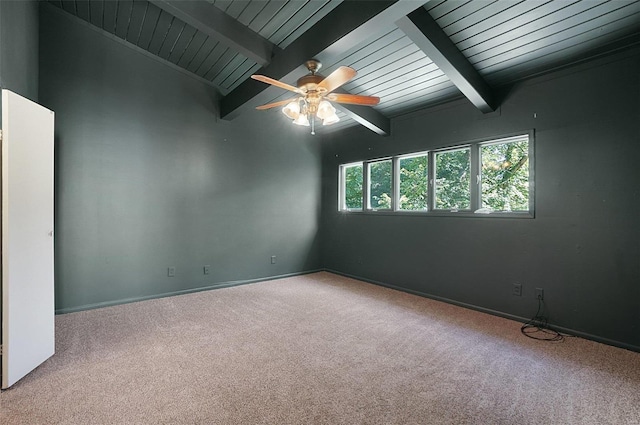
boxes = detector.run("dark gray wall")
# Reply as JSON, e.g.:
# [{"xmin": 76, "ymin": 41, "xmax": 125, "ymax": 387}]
[
  {"xmin": 39, "ymin": 5, "xmax": 322, "ymax": 312},
  {"xmin": 320, "ymin": 49, "xmax": 640, "ymax": 350},
  {"xmin": 0, "ymin": 0, "xmax": 39, "ymax": 339},
  {"xmin": 0, "ymin": 0, "xmax": 39, "ymax": 116}
]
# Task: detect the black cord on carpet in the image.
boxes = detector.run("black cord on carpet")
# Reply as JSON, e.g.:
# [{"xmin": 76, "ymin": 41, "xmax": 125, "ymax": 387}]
[{"xmin": 521, "ymin": 296, "xmax": 566, "ymax": 342}]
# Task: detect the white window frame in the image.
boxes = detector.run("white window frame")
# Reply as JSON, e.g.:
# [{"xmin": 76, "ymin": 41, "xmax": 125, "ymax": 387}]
[
  {"xmin": 477, "ymin": 134, "xmax": 534, "ymax": 215},
  {"xmin": 338, "ymin": 162, "xmax": 364, "ymax": 211},
  {"xmin": 338, "ymin": 131, "xmax": 534, "ymax": 218},
  {"xmin": 366, "ymin": 158, "xmax": 393, "ymax": 211},
  {"xmin": 395, "ymin": 152, "xmax": 429, "ymax": 212},
  {"xmin": 431, "ymin": 145, "xmax": 473, "ymax": 213}
]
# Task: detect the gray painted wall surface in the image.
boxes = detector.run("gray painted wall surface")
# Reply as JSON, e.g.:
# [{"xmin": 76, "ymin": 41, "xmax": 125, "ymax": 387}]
[
  {"xmin": 0, "ymin": 0, "xmax": 39, "ymax": 340},
  {"xmin": 320, "ymin": 49, "xmax": 640, "ymax": 350},
  {"xmin": 39, "ymin": 6, "xmax": 321, "ymax": 312},
  {"xmin": 0, "ymin": 0, "xmax": 39, "ymax": 120}
]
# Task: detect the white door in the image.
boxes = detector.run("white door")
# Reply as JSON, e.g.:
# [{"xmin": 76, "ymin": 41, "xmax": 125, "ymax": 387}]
[{"xmin": 1, "ymin": 89, "xmax": 55, "ymax": 389}]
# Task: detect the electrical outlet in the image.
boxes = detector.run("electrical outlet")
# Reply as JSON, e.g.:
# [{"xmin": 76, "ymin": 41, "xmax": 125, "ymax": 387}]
[
  {"xmin": 168, "ymin": 267, "xmax": 175, "ymax": 277},
  {"xmin": 203, "ymin": 265, "xmax": 210, "ymax": 275},
  {"xmin": 512, "ymin": 283, "xmax": 522, "ymax": 296},
  {"xmin": 535, "ymin": 288, "xmax": 544, "ymax": 300},
  {"xmin": 271, "ymin": 255, "xmax": 276, "ymax": 264}
]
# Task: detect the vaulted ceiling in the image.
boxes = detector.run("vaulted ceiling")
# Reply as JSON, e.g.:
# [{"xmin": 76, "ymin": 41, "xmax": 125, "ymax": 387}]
[{"xmin": 47, "ymin": 0, "xmax": 640, "ymax": 136}]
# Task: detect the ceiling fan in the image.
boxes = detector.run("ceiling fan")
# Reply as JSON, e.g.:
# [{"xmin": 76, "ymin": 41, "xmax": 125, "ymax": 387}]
[{"xmin": 251, "ymin": 59, "xmax": 380, "ymax": 135}]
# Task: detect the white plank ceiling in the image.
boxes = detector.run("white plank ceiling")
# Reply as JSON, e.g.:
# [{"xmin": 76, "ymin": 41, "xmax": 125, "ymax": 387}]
[{"xmin": 48, "ymin": 0, "xmax": 640, "ymax": 134}]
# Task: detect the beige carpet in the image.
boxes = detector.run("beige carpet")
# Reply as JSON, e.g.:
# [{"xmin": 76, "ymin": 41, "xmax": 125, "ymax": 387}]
[{"xmin": 1, "ymin": 272, "xmax": 639, "ymax": 424}]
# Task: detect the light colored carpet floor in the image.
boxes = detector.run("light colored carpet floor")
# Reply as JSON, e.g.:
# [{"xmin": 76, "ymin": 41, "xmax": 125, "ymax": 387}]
[{"xmin": 1, "ymin": 272, "xmax": 639, "ymax": 424}]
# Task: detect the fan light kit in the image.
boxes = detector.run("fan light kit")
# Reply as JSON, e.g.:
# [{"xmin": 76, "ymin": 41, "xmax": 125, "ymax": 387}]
[{"xmin": 252, "ymin": 59, "xmax": 380, "ymax": 135}]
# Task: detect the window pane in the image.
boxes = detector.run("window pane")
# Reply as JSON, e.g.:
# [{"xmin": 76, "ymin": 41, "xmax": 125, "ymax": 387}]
[
  {"xmin": 344, "ymin": 164, "xmax": 363, "ymax": 209},
  {"xmin": 369, "ymin": 160, "xmax": 392, "ymax": 210},
  {"xmin": 481, "ymin": 139, "xmax": 529, "ymax": 211},
  {"xmin": 434, "ymin": 148, "xmax": 470, "ymax": 210},
  {"xmin": 399, "ymin": 155, "xmax": 428, "ymax": 211}
]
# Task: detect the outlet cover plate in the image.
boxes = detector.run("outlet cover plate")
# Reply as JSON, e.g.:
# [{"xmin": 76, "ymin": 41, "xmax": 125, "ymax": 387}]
[{"xmin": 512, "ymin": 283, "xmax": 522, "ymax": 296}]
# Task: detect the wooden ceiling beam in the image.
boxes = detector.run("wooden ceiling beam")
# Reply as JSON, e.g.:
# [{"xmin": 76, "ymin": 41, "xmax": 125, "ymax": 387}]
[
  {"xmin": 149, "ymin": 0, "xmax": 278, "ymax": 66},
  {"xmin": 332, "ymin": 89, "xmax": 390, "ymax": 136},
  {"xmin": 396, "ymin": 7, "xmax": 495, "ymax": 113}
]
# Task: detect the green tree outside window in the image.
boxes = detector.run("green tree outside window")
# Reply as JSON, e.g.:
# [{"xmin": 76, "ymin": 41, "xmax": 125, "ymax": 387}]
[
  {"xmin": 344, "ymin": 164, "xmax": 363, "ymax": 209},
  {"xmin": 481, "ymin": 140, "xmax": 529, "ymax": 211},
  {"xmin": 369, "ymin": 160, "xmax": 392, "ymax": 209},
  {"xmin": 399, "ymin": 155, "xmax": 428, "ymax": 211},
  {"xmin": 435, "ymin": 148, "xmax": 470, "ymax": 210}
]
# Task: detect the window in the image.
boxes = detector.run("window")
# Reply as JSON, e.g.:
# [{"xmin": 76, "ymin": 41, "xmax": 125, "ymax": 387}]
[
  {"xmin": 368, "ymin": 159, "xmax": 392, "ymax": 210},
  {"xmin": 340, "ymin": 162, "xmax": 363, "ymax": 210},
  {"xmin": 434, "ymin": 147, "xmax": 471, "ymax": 211},
  {"xmin": 338, "ymin": 133, "xmax": 533, "ymax": 217},
  {"xmin": 398, "ymin": 154, "xmax": 428, "ymax": 211},
  {"xmin": 480, "ymin": 137, "xmax": 530, "ymax": 212}
]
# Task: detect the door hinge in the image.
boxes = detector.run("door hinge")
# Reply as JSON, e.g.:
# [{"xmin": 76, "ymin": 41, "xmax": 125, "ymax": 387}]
[{"xmin": 0, "ymin": 129, "xmax": 3, "ymax": 141}]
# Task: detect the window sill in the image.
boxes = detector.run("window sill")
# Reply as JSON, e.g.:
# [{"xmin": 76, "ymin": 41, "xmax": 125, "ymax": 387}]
[{"xmin": 338, "ymin": 210, "xmax": 534, "ymax": 219}]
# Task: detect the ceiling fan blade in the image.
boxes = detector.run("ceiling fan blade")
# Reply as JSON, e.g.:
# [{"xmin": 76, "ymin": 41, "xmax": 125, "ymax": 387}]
[
  {"xmin": 255, "ymin": 98, "xmax": 299, "ymax": 110},
  {"xmin": 251, "ymin": 75, "xmax": 303, "ymax": 94},
  {"xmin": 318, "ymin": 66, "xmax": 357, "ymax": 93},
  {"xmin": 327, "ymin": 93, "xmax": 380, "ymax": 106}
]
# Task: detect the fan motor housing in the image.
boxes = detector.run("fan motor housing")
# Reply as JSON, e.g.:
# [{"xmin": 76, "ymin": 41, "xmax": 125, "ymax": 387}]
[{"xmin": 297, "ymin": 74, "xmax": 325, "ymax": 91}]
